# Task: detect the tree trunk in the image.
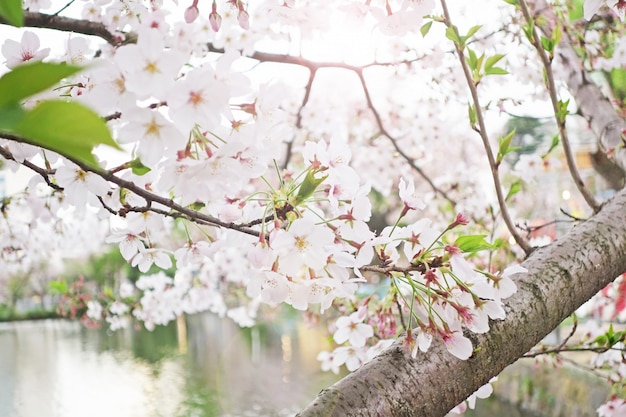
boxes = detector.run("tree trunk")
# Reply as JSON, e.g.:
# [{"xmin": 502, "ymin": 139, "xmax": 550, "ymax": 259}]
[{"xmin": 298, "ymin": 187, "xmax": 626, "ymax": 417}]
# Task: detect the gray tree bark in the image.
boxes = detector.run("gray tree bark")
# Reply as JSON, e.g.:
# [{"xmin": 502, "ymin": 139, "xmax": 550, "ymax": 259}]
[{"xmin": 298, "ymin": 186, "xmax": 626, "ymax": 417}]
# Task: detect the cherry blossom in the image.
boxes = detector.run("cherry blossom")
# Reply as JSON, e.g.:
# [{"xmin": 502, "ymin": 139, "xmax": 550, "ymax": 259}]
[
  {"xmin": 333, "ymin": 309, "xmax": 374, "ymax": 348},
  {"xmin": 398, "ymin": 177, "xmax": 426, "ymax": 212},
  {"xmin": 114, "ymin": 29, "xmax": 185, "ymax": 99},
  {"xmin": 55, "ymin": 162, "xmax": 111, "ymax": 209},
  {"xmin": 1, "ymin": 31, "xmax": 50, "ymax": 68},
  {"xmin": 270, "ymin": 216, "xmax": 335, "ymax": 277},
  {"xmin": 598, "ymin": 398, "xmax": 626, "ymax": 417}
]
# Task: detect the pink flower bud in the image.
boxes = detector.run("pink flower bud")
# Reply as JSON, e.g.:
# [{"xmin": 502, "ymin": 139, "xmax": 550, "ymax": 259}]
[
  {"xmin": 237, "ymin": 9, "xmax": 250, "ymax": 30},
  {"xmin": 184, "ymin": 5, "xmax": 200, "ymax": 23},
  {"xmin": 209, "ymin": 11, "xmax": 222, "ymax": 32}
]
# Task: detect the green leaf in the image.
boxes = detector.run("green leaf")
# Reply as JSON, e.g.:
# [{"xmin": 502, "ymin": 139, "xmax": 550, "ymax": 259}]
[
  {"xmin": 552, "ymin": 24, "xmax": 562, "ymax": 47},
  {"xmin": 506, "ymin": 180, "xmax": 522, "ymax": 201},
  {"xmin": 13, "ymin": 100, "xmax": 120, "ymax": 168},
  {"xmin": 467, "ymin": 48, "xmax": 478, "ymax": 70},
  {"xmin": 189, "ymin": 201, "xmax": 206, "ymax": 211},
  {"xmin": 556, "ymin": 99, "xmax": 570, "ymax": 121},
  {"xmin": 0, "ymin": 103, "xmax": 26, "ymax": 131},
  {"xmin": 485, "ymin": 67, "xmax": 509, "ymax": 75},
  {"xmin": 607, "ymin": 68, "xmax": 626, "ymax": 102},
  {"xmin": 0, "ymin": 62, "xmax": 83, "ymax": 108},
  {"xmin": 568, "ymin": 0, "xmax": 584, "ymax": 21},
  {"xmin": 445, "ymin": 26, "xmax": 462, "ymax": 46},
  {"xmin": 497, "ymin": 129, "xmax": 516, "ymax": 163},
  {"xmin": 468, "ymin": 103, "xmax": 477, "ymax": 128},
  {"xmin": 475, "ymin": 53, "xmax": 485, "ymax": 73},
  {"xmin": 484, "ymin": 54, "xmax": 506, "ymax": 70},
  {"xmin": 465, "ymin": 25, "xmax": 482, "ymax": 40},
  {"xmin": 294, "ymin": 169, "xmax": 327, "ymax": 205},
  {"xmin": 502, "ymin": 0, "xmax": 519, "ymax": 5},
  {"xmin": 420, "ymin": 20, "xmax": 433, "ymax": 37},
  {"xmin": 522, "ymin": 22, "xmax": 534, "ymax": 43},
  {"xmin": 48, "ymin": 279, "xmax": 68, "ymax": 295},
  {"xmin": 129, "ymin": 158, "xmax": 151, "ymax": 176},
  {"xmin": 545, "ymin": 134, "xmax": 560, "ymax": 156},
  {"xmin": 541, "ymin": 36, "xmax": 553, "ymax": 54},
  {"xmin": 454, "ymin": 235, "xmax": 494, "ymax": 253},
  {"xmin": 0, "ymin": 0, "xmax": 24, "ymax": 27}
]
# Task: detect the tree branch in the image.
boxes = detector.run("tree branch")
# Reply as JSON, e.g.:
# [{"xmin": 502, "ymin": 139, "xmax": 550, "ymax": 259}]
[
  {"xmin": 530, "ymin": 0, "xmax": 626, "ymax": 174},
  {"xmin": 518, "ymin": 0, "xmax": 601, "ymax": 212},
  {"xmin": 0, "ymin": 11, "xmax": 121, "ymax": 45},
  {"xmin": 0, "ymin": 133, "xmax": 263, "ymax": 238},
  {"xmin": 440, "ymin": 0, "xmax": 532, "ymax": 255},
  {"xmin": 298, "ymin": 187, "xmax": 626, "ymax": 416}
]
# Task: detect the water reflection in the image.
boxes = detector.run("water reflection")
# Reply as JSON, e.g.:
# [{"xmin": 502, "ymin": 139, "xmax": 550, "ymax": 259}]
[
  {"xmin": 0, "ymin": 314, "xmax": 341, "ymax": 417},
  {"xmin": 0, "ymin": 315, "xmax": 547, "ymax": 417}
]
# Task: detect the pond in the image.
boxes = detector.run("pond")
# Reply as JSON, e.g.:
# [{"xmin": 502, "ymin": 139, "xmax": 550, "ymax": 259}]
[
  {"xmin": 0, "ymin": 314, "xmax": 340, "ymax": 417},
  {"xmin": 0, "ymin": 314, "xmax": 550, "ymax": 417}
]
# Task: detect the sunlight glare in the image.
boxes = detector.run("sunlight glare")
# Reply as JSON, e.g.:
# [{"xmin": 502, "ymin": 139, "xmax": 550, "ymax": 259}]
[{"xmin": 298, "ymin": 11, "xmax": 379, "ymax": 65}]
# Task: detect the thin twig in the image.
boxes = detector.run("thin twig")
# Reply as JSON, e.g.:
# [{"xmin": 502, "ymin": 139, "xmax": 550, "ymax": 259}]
[
  {"xmin": 518, "ymin": 0, "xmax": 601, "ymax": 213},
  {"xmin": 0, "ymin": 145, "xmax": 62, "ymax": 191},
  {"xmin": 440, "ymin": 0, "xmax": 532, "ymax": 255},
  {"xmin": 354, "ymin": 68, "xmax": 458, "ymax": 205}
]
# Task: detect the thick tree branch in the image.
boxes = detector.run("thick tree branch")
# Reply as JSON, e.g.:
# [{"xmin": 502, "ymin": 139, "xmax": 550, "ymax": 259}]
[
  {"xmin": 298, "ymin": 187, "xmax": 626, "ymax": 416},
  {"xmin": 0, "ymin": 11, "xmax": 121, "ymax": 45}
]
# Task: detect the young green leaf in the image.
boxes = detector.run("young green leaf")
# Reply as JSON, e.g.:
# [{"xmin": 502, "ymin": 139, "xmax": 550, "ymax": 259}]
[
  {"xmin": 0, "ymin": 62, "xmax": 83, "ymax": 107},
  {"xmin": 484, "ymin": 54, "xmax": 506, "ymax": 71},
  {"xmin": 129, "ymin": 158, "xmax": 151, "ymax": 176},
  {"xmin": 0, "ymin": 0, "xmax": 24, "ymax": 27},
  {"xmin": 465, "ymin": 25, "xmax": 482, "ymax": 40},
  {"xmin": 468, "ymin": 103, "xmax": 477, "ymax": 128},
  {"xmin": 294, "ymin": 169, "xmax": 327, "ymax": 206},
  {"xmin": 506, "ymin": 180, "xmax": 522, "ymax": 201},
  {"xmin": 497, "ymin": 129, "xmax": 517, "ymax": 163},
  {"xmin": 556, "ymin": 99, "xmax": 570, "ymax": 121},
  {"xmin": 13, "ymin": 100, "xmax": 120, "ymax": 169},
  {"xmin": 454, "ymin": 235, "xmax": 494, "ymax": 253},
  {"xmin": 420, "ymin": 20, "xmax": 433, "ymax": 37},
  {"xmin": 485, "ymin": 67, "xmax": 509, "ymax": 75},
  {"xmin": 467, "ymin": 48, "xmax": 478, "ymax": 71},
  {"xmin": 445, "ymin": 26, "xmax": 462, "ymax": 46},
  {"xmin": 545, "ymin": 134, "xmax": 560, "ymax": 156},
  {"xmin": 568, "ymin": 0, "xmax": 584, "ymax": 21},
  {"xmin": 48, "ymin": 279, "xmax": 68, "ymax": 295},
  {"xmin": 540, "ymin": 36, "xmax": 554, "ymax": 54}
]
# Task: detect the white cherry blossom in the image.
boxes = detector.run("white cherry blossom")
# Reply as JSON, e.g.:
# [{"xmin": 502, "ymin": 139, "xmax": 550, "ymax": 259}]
[{"xmin": 1, "ymin": 31, "xmax": 50, "ymax": 68}]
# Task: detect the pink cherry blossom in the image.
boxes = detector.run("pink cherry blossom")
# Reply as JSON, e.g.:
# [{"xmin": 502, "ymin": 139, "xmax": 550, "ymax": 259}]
[
  {"xmin": 597, "ymin": 398, "xmax": 626, "ymax": 417},
  {"xmin": 398, "ymin": 177, "xmax": 426, "ymax": 212},
  {"xmin": 1, "ymin": 31, "xmax": 50, "ymax": 69},
  {"xmin": 333, "ymin": 310, "xmax": 374, "ymax": 348},
  {"xmin": 442, "ymin": 330, "xmax": 474, "ymax": 360},
  {"xmin": 114, "ymin": 29, "xmax": 185, "ymax": 99},
  {"xmin": 271, "ymin": 216, "xmax": 335, "ymax": 277}
]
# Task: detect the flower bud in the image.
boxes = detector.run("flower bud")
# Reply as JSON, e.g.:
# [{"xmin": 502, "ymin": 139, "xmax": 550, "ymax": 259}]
[
  {"xmin": 184, "ymin": 5, "xmax": 199, "ymax": 23},
  {"xmin": 238, "ymin": 9, "xmax": 250, "ymax": 30},
  {"xmin": 209, "ymin": 11, "xmax": 222, "ymax": 32}
]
